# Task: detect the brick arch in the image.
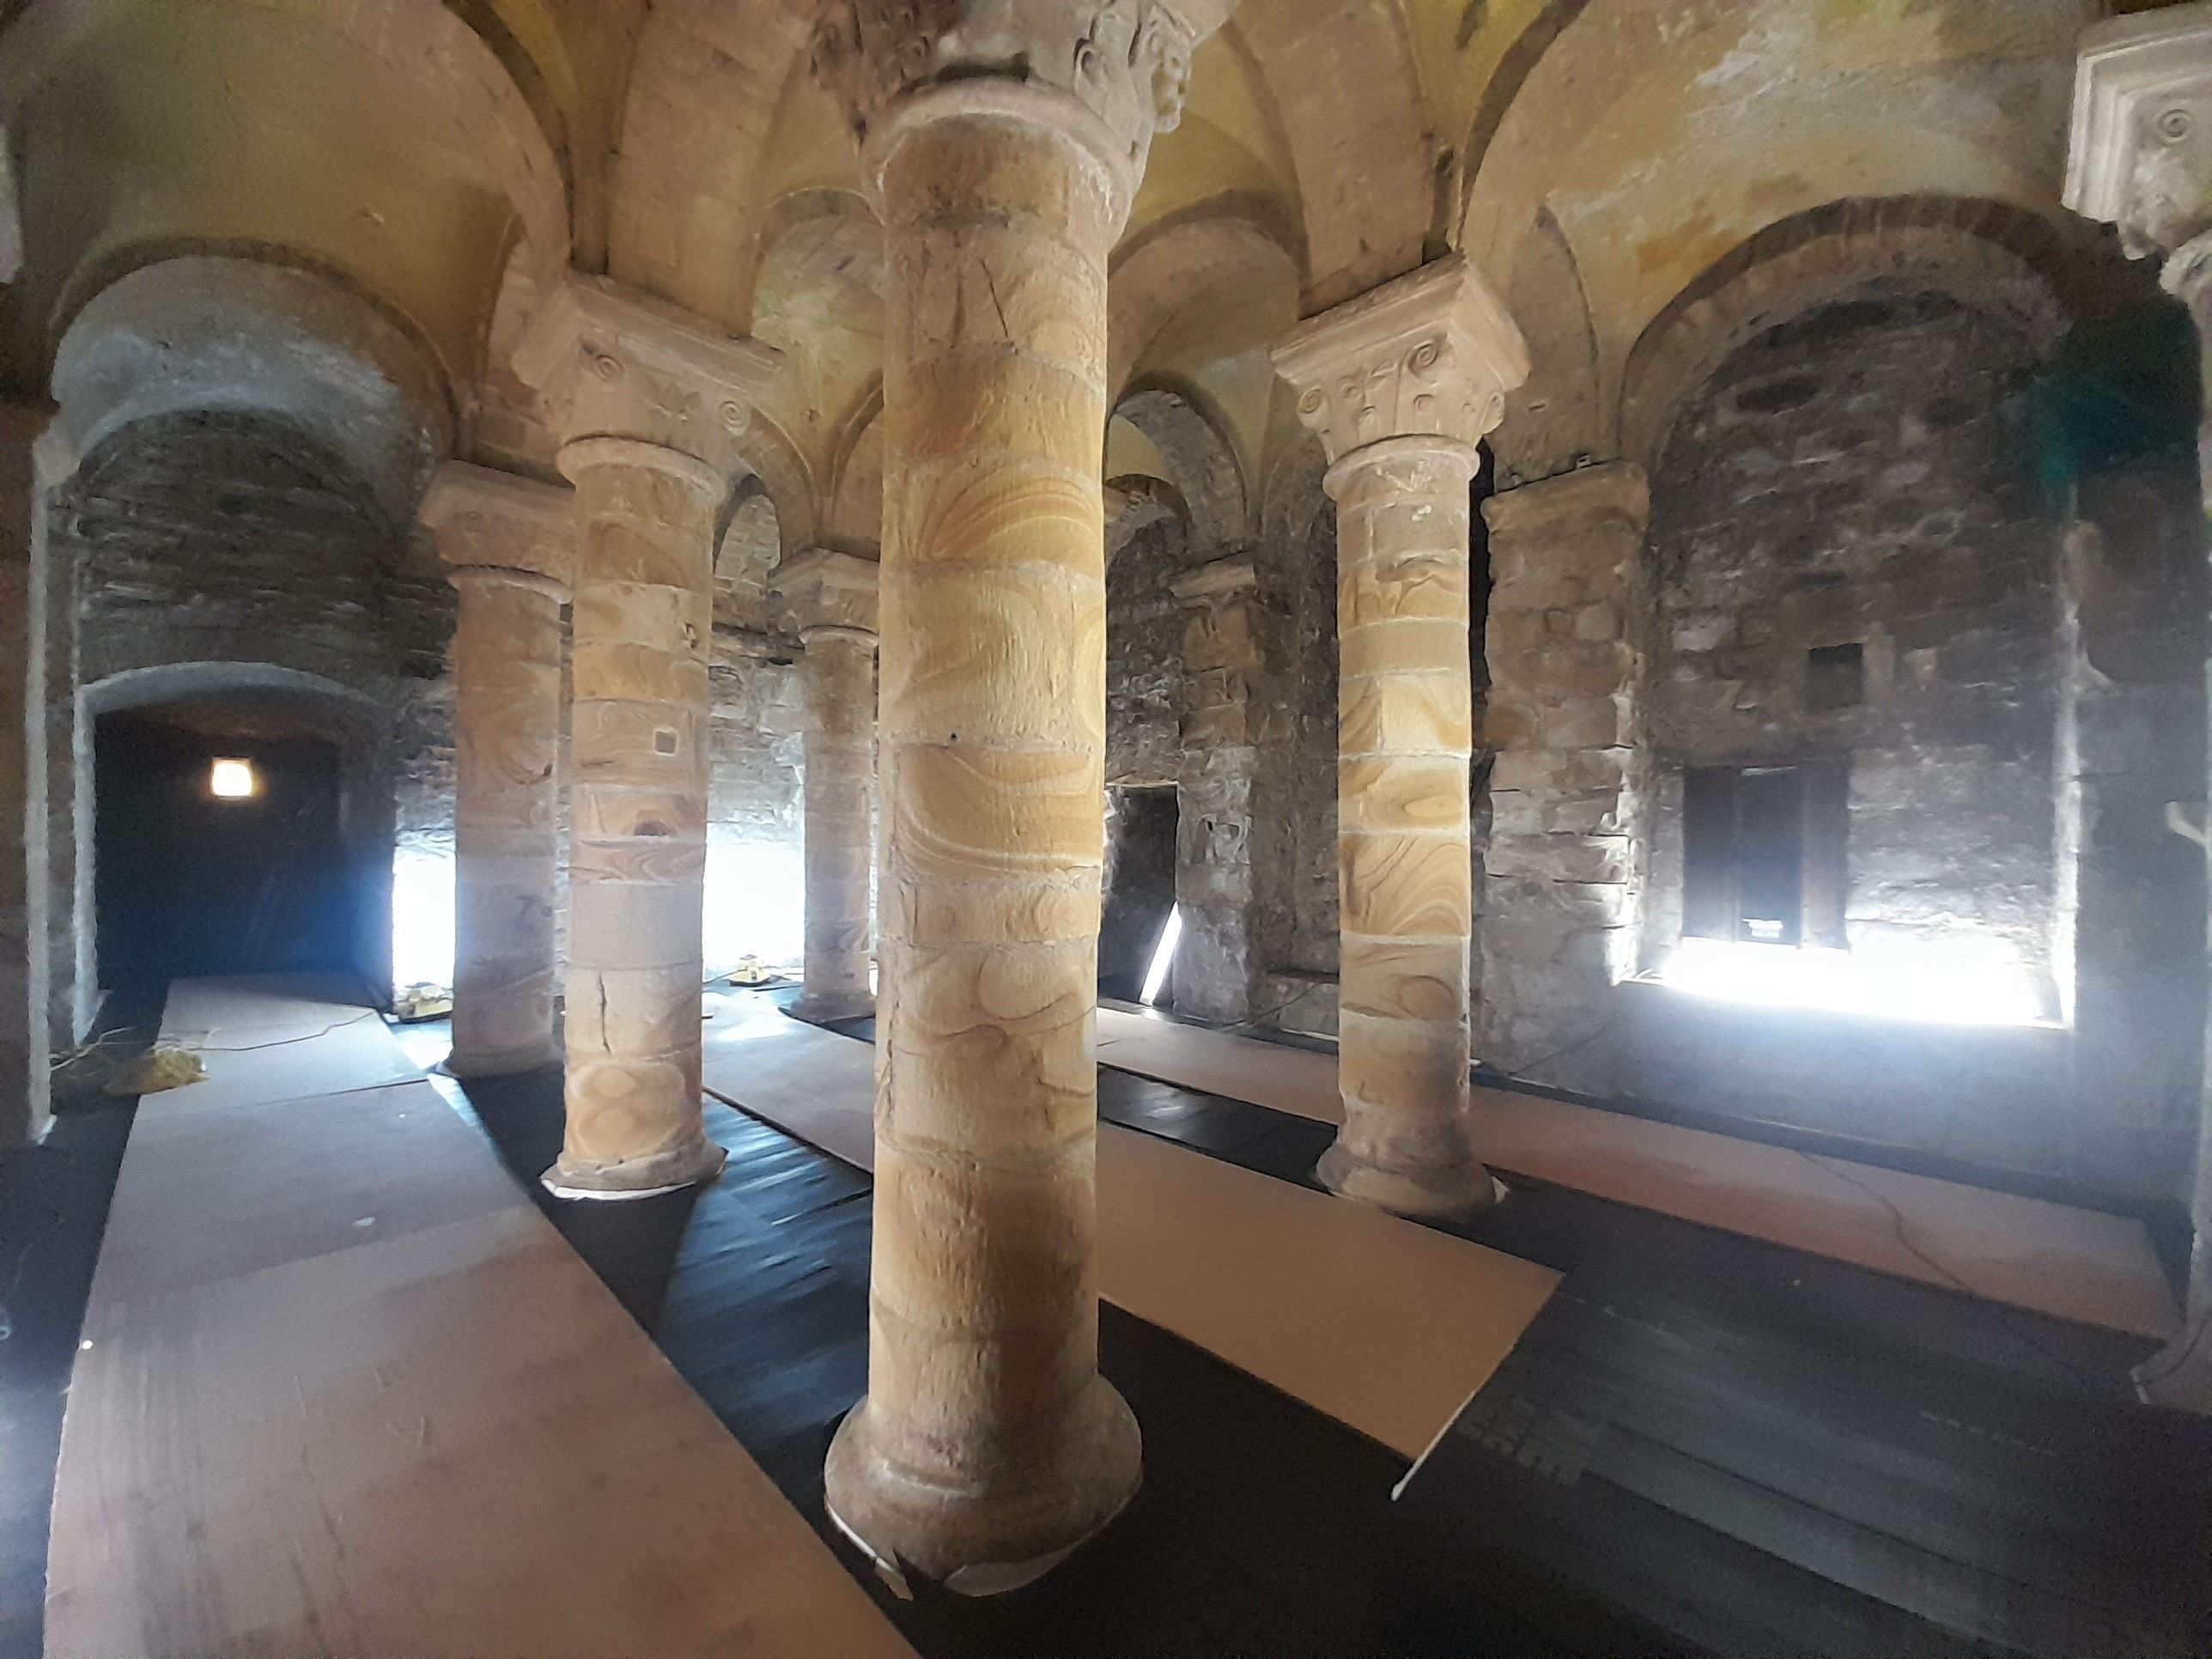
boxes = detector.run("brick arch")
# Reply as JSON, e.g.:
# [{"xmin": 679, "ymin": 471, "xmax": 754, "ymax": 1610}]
[{"xmin": 1620, "ymin": 197, "xmax": 2099, "ymax": 473}]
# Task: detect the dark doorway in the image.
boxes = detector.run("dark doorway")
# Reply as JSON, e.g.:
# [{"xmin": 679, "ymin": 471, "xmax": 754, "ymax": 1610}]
[
  {"xmin": 1100, "ymin": 786, "xmax": 1179, "ymax": 1003},
  {"xmin": 95, "ymin": 709, "xmax": 363, "ymax": 988}
]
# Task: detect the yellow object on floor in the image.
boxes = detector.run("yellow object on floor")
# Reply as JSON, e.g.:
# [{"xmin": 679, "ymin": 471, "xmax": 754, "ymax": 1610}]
[{"xmin": 106, "ymin": 1047, "xmax": 207, "ymax": 1096}]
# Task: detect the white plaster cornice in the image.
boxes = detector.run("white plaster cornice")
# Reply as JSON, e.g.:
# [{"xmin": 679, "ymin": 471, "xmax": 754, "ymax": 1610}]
[
  {"xmin": 1270, "ymin": 252, "xmax": 1529, "ymax": 466},
  {"xmin": 418, "ymin": 459, "xmax": 575, "ymax": 592},
  {"xmin": 2067, "ymin": 4, "xmax": 2212, "ymax": 260},
  {"xmin": 513, "ymin": 272, "xmax": 784, "ymax": 472}
]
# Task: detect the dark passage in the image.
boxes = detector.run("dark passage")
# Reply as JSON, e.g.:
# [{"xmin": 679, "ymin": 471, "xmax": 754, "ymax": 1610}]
[
  {"xmin": 96, "ymin": 710, "xmax": 360, "ymax": 988},
  {"xmin": 1098, "ymin": 786, "xmax": 1178, "ymax": 1004}
]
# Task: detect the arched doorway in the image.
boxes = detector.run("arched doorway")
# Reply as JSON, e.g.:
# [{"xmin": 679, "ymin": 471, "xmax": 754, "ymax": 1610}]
[{"xmin": 85, "ymin": 665, "xmax": 393, "ymax": 998}]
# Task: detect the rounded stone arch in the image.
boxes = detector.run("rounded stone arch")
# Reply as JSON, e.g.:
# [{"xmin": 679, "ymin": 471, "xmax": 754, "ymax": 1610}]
[
  {"xmin": 605, "ymin": 0, "xmax": 822, "ymax": 330},
  {"xmin": 823, "ymin": 386, "xmax": 884, "ymax": 554},
  {"xmin": 1110, "ymin": 381, "xmax": 1249, "ymax": 557},
  {"xmin": 50, "ymin": 254, "xmax": 452, "ymax": 531},
  {"xmin": 1108, "ymin": 210, "xmax": 1303, "ymax": 405},
  {"xmin": 3, "ymin": 0, "xmax": 569, "ymax": 390},
  {"xmin": 1224, "ymin": 2, "xmax": 1430, "ymax": 309},
  {"xmin": 714, "ymin": 479, "xmax": 786, "ymax": 634},
  {"xmin": 1620, "ymin": 197, "xmax": 2094, "ymax": 472}
]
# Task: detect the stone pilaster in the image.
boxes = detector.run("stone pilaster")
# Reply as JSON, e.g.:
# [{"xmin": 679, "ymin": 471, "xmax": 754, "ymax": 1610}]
[
  {"xmin": 1478, "ymin": 463, "xmax": 1650, "ymax": 1089},
  {"xmin": 0, "ymin": 402, "xmax": 52, "ymax": 1148},
  {"xmin": 514, "ymin": 272, "xmax": 781, "ymax": 1199},
  {"xmin": 419, "ymin": 463, "xmax": 574, "ymax": 1078},
  {"xmin": 1272, "ymin": 253, "xmax": 1528, "ymax": 1218},
  {"xmin": 812, "ymin": 0, "xmax": 1224, "ymax": 1594},
  {"xmin": 775, "ymin": 547, "xmax": 879, "ymax": 1022},
  {"xmin": 2068, "ymin": 6, "xmax": 2212, "ymax": 1410},
  {"xmin": 1170, "ymin": 556, "xmax": 1279, "ymax": 1023}
]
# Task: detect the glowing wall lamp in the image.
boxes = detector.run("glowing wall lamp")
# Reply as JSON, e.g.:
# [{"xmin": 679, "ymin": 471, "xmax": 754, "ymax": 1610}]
[{"xmin": 209, "ymin": 757, "xmax": 258, "ymax": 800}]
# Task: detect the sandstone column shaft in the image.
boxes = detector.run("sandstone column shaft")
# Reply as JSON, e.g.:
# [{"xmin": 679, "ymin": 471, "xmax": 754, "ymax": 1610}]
[
  {"xmin": 830, "ymin": 93, "xmax": 1137, "ymax": 1589},
  {"xmin": 1328, "ymin": 440, "xmax": 1486, "ymax": 1212},
  {"xmin": 513, "ymin": 272, "xmax": 780, "ymax": 1200},
  {"xmin": 800, "ymin": 625, "xmax": 877, "ymax": 1018},
  {"xmin": 551, "ymin": 438, "xmax": 726, "ymax": 1195},
  {"xmin": 1272, "ymin": 253, "xmax": 1528, "ymax": 1218},
  {"xmin": 449, "ymin": 567, "xmax": 565, "ymax": 1074}
]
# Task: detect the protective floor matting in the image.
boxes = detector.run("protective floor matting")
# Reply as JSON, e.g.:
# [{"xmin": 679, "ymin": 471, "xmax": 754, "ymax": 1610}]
[
  {"xmin": 701, "ymin": 994, "xmax": 1560, "ymax": 1463},
  {"xmin": 1091, "ymin": 1006, "xmax": 2179, "ymax": 1341},
  {"xmin": 47, "ymin": 975, "xmax": 914, "ymax": 1659}
]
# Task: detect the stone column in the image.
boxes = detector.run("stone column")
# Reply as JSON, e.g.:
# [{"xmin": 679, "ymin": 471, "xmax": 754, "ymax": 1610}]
[
  {"xmin": 0, "ymin": 402, "xmax": 52, "ymax": 1148},
  {"xmin": 1170, "ymin": 556, "xmax": 1276, "ymax": 1023},
  {"xmin": 775, "ymin": 548, "xmax": 879, "ymax": 1021},
  {"xmin": 419, "ymin": 463, "xmax": 575, "ymax": 1078},
  {"xmin": 514, "ymin": 273, "xmax": 781, "ymax": 1199},
  {"xmin": 2070, "ymin": 9, "xmax": 2212, "ymax": 1408},
  {"xmin": 811, "ymin": 0, "xmax": 1222, "ymax": 1593},
  {"xmin": 1477, "ymin": 463, "xmax": 1650, "ymax": 1091},
  {"xmin": 1272, "ymin": 254, "xmax": 1528, "ymax": 1218}
]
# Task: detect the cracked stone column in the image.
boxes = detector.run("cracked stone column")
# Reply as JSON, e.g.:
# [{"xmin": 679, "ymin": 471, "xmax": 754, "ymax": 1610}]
[
  {"xmin": 419, "ymin": 463, "xmax": 575, "ymax": 1078},
  {"xmin": 0, "ymin": 402, "xmax": 52, "ymax": 1148},
  {"xmin": 1170, "ymin": 556, "xmax": 1277, "ymax": 1023},
  {"xmin": 776, "ymin": 548, "xmax": 879, "ymax": 1021},
  {"xmin": 1273, "ymin": 254, "xmax": 1528, "ymax": 1218},
  {"xmin": 811, "ymin": 0, "xmax": 1224, "ymax": 1593},
  {"xmin": 1478, "ymin": 464, "xmax": 1650, "ymax": 1090},
  {"xmin": 515, "ymin": 273, "xmax": 781, "ymax": 1199},
  {"xmin": 2069, "ymin": 8, "xmax": 2212, "ymax": 1409}
]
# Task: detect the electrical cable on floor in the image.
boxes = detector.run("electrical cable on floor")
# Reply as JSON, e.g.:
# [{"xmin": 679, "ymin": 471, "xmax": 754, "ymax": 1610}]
[
  {"xmin": 1791, "ymin": 1146, "xmax": 2108, "ymax": 1394},
  {"xmin": 180, "ymin": 1010, "xmax": 382, "ymax": 1053}
]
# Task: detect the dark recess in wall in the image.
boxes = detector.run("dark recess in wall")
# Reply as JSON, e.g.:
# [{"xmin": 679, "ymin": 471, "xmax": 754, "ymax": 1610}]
[
  {"xmin": 96, "ymin": 712, "xmax": 364, "ymax": 988},
  {"xmin": 1100, "ymin": 787, "xmax": 1179, "ymax": 1003}
]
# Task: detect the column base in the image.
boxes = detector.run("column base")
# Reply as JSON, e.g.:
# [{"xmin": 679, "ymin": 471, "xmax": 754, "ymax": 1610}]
[
  {"xmin": 823, "ymin": 1374, "xmax": 1141, "ymax": 1597},
  {"xmin": 789, "ymin": 990, "xmax": 876, "ymax": 1024},
  {"xmin": 540, "ymin": 1136, "xmax": 727, "ymax": 1201},
  {"xmin": 1315, "ymin": 1135, "xmax": 1503, "ymax": 1220},
  {"xmin": 442, "ymin": 1042, "xmax": 562, "ymax": 1080}
]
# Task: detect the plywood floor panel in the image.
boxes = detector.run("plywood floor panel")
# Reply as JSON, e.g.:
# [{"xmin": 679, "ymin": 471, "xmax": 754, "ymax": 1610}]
[
  {"xmin": 1091, "ymin": 1008, "xmax": 2178, "ymax": 1340},
  {"xmin": 48, "ymin": 978, "xmax": 915, "ymax": 1659},
  {"xmin": 700, "ymin": 994, "xmax": 1559, "ymax": 1461}
]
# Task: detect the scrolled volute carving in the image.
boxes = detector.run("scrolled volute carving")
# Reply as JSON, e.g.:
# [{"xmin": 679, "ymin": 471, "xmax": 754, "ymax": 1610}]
[
  {"xmin": 512, "ymin": 271, "xmax": 784, "ymax": 471},
  {"xmin": 1271, "ymin": 253, "xmax": 1529, "ymax": 465},
  {"xmin": 811, "ymin": 0, "xmax": 1224, "ymax": 206}
]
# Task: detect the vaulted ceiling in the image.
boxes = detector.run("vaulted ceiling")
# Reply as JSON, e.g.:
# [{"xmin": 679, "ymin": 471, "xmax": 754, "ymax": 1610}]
[{"xmin": 0, "ymin": 0, "xmax": 2183, "ymax": 556}]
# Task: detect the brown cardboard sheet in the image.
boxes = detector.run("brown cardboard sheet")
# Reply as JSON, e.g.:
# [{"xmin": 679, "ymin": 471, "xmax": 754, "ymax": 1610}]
[
  {"xmin": 700, "ymin": 994, "xmax": 1561, "ymax": 1462},
  {"xmin": 47, "ymin": 977, "xmax": 915, "ymax": 1659},
  {"xmin": 1091, "ymin": 1007, "xmax": 2179, "ymax": 1341}
]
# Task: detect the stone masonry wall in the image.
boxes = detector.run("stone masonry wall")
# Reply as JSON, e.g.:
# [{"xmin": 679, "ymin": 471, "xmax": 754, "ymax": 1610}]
[
  {"xmin": 1645, "ymin": 294, "xmax": 2060, "ymax": 988},
  {"xmin": 705, "ymin": 644, "xmax": 807, "ymax": 974}
]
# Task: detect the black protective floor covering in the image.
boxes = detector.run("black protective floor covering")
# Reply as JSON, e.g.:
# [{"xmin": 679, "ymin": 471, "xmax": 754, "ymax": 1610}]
[
  {"xmin": 819, "ymin": 1005, "xmax": 2212, "ymax": 1657},
  {"xmin": 0, "ymin": 985, "xmax": 162, "ymax": 1659}
]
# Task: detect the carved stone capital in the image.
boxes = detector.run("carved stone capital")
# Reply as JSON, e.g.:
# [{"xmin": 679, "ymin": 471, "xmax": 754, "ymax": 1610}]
[
  {"xmin": 811, "ymin": 0, "xmax": 1231, "ymax": 218},
  {"xmin": 2067, "ymin": 7, "xmax": 2212, "ymax": 264},
  {"xmin": 418, "ymin": 460, "xmax": 576, "ymax": 593},
  {"xmin": 1271, "ymin": 252, "xmax": 1529, "ymax": 468},
  {"xmin": 775, "ymin": 545, "xmax": 881, "ymax": 637},
  {"xmin": 1480, "ymin": 461, "xmax": 1649, "ymax": 544},
  {"xmin": 512, "ymin": 272, "xmax": 783, "ymax": 471}
]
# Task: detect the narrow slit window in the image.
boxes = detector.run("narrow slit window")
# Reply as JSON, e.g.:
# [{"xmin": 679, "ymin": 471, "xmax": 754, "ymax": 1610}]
[{"xmin": 208, "ymin": 757, "xmax": 258, "ymax": 800}]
